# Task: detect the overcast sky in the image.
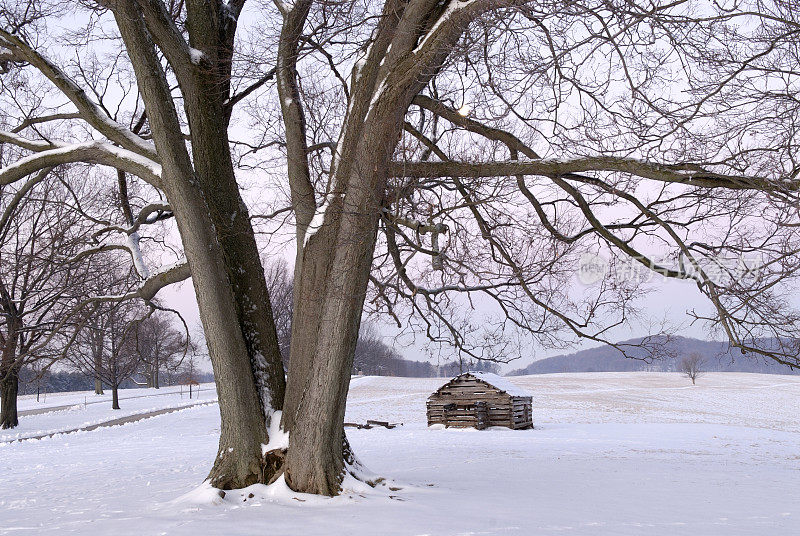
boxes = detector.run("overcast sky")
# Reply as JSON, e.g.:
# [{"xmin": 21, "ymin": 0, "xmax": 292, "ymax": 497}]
[{"xmin": 160, "ymin": 255, "xmax": 733, "ymax": 374}]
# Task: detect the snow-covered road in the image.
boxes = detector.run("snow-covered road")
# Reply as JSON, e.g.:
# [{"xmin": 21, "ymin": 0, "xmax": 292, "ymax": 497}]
[{"xmin": 1, "ymin": 372, "xmax": 798, "ymax": 535}]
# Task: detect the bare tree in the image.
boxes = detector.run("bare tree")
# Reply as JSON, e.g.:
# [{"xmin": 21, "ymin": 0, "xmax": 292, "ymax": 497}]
[
  {"xmin": 0, "ymin": 176, "xmax": 91, "ymax": 428},
  {"xmin": 2, "ymin": 0, "xmax": 800, "ymax": 496},
  {"xmin": 270, "ymin": 0, "xmax": 800, "ymax": 494},
  {"xmin": 678, "ymin": 353, "xmax": 706, "ymax": 386},
  {"xmin": 70, "ymin": 268, "xmax": 149, "ymax": 409},
  {"xmin": 134, "ymin": 313, "xmax": 189, "ymax": 389},
  {"xmin": 176, "ymin": 346, "xmax": 202, "ymax": 398},
  {"xmin": 1, "ymin": 1, "xmax": 286, "ymax": 487}
]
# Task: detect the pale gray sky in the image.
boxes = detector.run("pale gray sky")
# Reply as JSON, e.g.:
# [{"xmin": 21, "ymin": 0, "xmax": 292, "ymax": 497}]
[{"xmin": 160, "ymin": 257, "xmax": 728, "ymax": 374}]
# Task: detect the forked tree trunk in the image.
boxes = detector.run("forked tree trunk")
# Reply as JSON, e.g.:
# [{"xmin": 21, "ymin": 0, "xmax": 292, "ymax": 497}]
[
  {"xmin": 179, "ymin": 24, "xmax": 286, "ymax": 420},
  {"xmin": 277, "ymin": 0, "xmax": 481, "ymax": 493},
  {"xmin": 0, "ymin": 366, "xmax": 20, "ymax": 429},
  {"xmin": 280, "ymin": 6, "xmax": 461, "ymax": 485},
  {"xmin": 284, "ymin": 130, "xmax": 395, "ymax": 494},
  {"xmin": 111, "ymin": 3, "xmax": 274, "ymax": 489}
]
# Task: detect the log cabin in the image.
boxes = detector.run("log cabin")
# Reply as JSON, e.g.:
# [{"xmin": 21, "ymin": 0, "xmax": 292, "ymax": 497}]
[{"xmin": 427, "ymin": 371, "xmax": 533, "ymax": 429}]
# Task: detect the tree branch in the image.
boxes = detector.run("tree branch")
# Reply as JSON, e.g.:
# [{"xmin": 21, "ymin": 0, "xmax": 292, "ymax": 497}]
[
  {"xmin": 0, "ymin": 141, "xmax": 162, "ymax": 188},
  {"xmin": 0, "ymin": 29, "xmax": 158, "ymax": 161},
  {"xmin": 388, "ymin": 158, "xmax": 797, "ymax": 192}
]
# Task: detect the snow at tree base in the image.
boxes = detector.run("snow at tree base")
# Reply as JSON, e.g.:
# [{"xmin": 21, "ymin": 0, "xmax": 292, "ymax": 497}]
[{"xmin": 2, "ymin": 372, "xmax": 798, "ymax": 535}]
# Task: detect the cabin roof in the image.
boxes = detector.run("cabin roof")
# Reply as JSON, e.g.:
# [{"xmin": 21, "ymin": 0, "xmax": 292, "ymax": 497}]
[{"xmin": 438, "ymin": 371, "xmax": 531, "ymax": 398}]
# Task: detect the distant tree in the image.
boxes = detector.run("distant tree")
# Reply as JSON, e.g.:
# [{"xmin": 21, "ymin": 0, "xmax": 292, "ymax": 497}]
[
  {"xmin": 679, "ymin": 353, "xmax": 706, "ymax": 385},
  {"xmin": 438, "ymin": 359, "xmax": 500, "ymax": 377},
  {"xmin": 352, "ymin": 323, "xmax": 396, "ymax": 376},
  {"xmin": 176, "ymin": 347, "xmax": 204, "ymax": 398},
  {"xmin": 0, "ymin": 178, "xmax": 90, "ymax": 428},
  {"xmin": 18, "ymin": 368, "xmax": 94, "ymax": 395},
  {"xmin": 69, "ymin": 265, "xmax": 149, "ymax": 410},
  {"xmin": 133, "ymin": 313, "xmax": 189, "ymax": 389},
  {"xmin": 263, "ymin": 260, "xmax": 293, "ymax": 366}
]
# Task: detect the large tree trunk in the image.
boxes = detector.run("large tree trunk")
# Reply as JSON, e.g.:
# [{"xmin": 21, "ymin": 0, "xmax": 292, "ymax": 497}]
[
  {"xmin": 180, "ymin": 33, "xmax": 286, "ymax": 420},
  {"xmin": 173, "ymin": 192, "xmax": 270, "ymax": 489},
  {"xmin": 284, "ymin": 123, "xmax": 396, "ymax": 494},
  {"xmin": 283, "ymin": 211, "xmax": 379, "ymax": 494},
  {"xmin": 110, "ymin": 3, "xmax": 274, "ymax": 489},
  {"xmin": 280, "ymin": 17, "xmax": 444, "ymax": 486},
  {"xmin": 278, "ymin": 2, "xmax": 447, "ymax": 493},
  {"xmin": 0, "ymin": 366, "xmax": 19, "ymax": 429},
  {"xmin": 94, "ymin": 377, "xmax": 104, "ymax": 395},
  {"xmin": 186, "ymin": 119, "xmax": 286, "ymax": 417}
]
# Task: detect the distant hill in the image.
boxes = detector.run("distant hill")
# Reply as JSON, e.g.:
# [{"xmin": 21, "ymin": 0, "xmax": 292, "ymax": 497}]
[{"xmin": 508, "ymin": 336, "xmax": 799, "ymax": 376}]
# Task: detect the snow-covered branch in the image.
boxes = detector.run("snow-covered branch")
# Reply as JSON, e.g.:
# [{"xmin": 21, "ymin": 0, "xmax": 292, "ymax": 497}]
[
  {"xmin": 11, "ymin": 112, "xmax": 83, "ymax": 133},
  {"xmin": 0, "ymin": 141, "xmax": 162, "ymax": 188},
  {"xmin": 0, "ymin": 29, "xmax": 158, "ymax": 161},
  {"xmin": 137, "ymin": 260, "xmax": 190, "ymax": 301},
  {"xmin": 0, "ymin": 130, "xmax": 55, "ymax": 152},
  {"xmin": 92, "ymin": 203, "xmax": 172, "ymax": 240}
]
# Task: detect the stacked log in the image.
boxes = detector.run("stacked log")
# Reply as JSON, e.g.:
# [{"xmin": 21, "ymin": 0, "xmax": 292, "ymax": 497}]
[{"xmin": 426, "ymin": 374, "xmax": 533, "ymax": 429}]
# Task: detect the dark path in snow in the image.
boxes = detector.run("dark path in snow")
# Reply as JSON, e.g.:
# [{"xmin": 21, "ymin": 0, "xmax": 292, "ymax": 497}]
[
  {"xmin": 3, "ymin": 400, "xmax": 217, "ymax": 444},
  {"xmin": 18, "ymin": 404, "xmax": 78, "ymax": 417}
]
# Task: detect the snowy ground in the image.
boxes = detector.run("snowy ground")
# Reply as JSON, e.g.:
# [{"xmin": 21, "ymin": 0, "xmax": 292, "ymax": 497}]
[
  {"xmin": 3, "ymin": 384, "xmax": 215, "ymax": 442},
  {"xmin": 16, "ymin": 383, "xmax": 216, "ymax": 412},
  {"xmin": 1, "ymin": 372, "xmax": 798, "ymax": 535}
]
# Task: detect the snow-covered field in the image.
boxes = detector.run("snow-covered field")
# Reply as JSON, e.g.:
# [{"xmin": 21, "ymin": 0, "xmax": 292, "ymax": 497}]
[
  {"xmin": 1, "ymin": 372, "xmax": 798, "ymax": 535},
  {"xmin": 16, "ymin": 382, "xmax": 216, "ymax": 412},
  {"xmin": 3, "ymin": 384, "xmax": 216, "ymax": 442}
]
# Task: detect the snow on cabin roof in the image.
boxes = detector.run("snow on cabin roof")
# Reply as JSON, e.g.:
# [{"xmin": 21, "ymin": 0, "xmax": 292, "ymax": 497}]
[{"xmin": 461, "ymin": 371, "xmax": 531, "ymax": 397}]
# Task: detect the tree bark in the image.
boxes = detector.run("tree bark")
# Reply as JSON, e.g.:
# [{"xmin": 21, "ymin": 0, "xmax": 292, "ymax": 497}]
[
  {"xmin": 281, "ymin": 0, "xmax": 479, "ymax": 491},
  {"xmin": 111, "ymin": 361, "xmax": 120, "ymax": 410},
  {"xmin": 179, "ymin": 10, "xmax": 286, "ymax": 419},
  {"xmin": 109, "ymin": 3, "xmax": 273, "ymax": 489},
  {"xmin": 185, "ymin": 114, "xmax": 286, "ymax": 417},
  {"xmin": 0, "ymin": 318, "xmax": 20, "ymax": 429},
  {"xmin": 284, "ymin": 120, "xmax": 399, "ymax": 494},
  {"xmin": 94, "ymin": 377, "xmax": 104, "ymax": 395},
  {"xmin": 0, "ymin": 366, "xmax": 19, "ymax": 429}
]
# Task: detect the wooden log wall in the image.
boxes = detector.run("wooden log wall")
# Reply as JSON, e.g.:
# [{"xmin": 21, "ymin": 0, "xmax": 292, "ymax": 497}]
[{"xmin": 427, "ymin": 376, "xmax": 533, "ymax": 429}]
